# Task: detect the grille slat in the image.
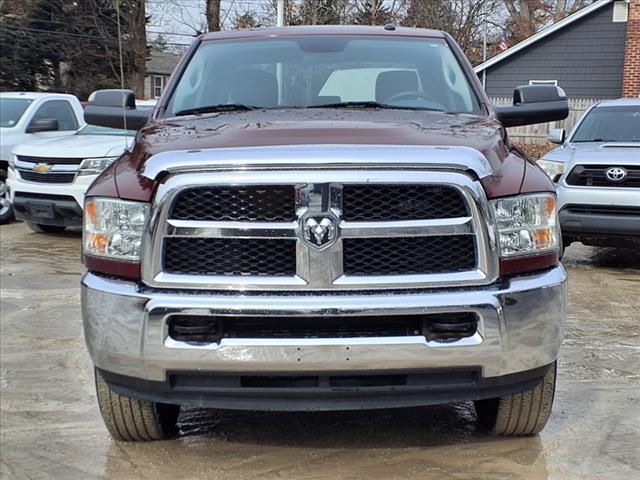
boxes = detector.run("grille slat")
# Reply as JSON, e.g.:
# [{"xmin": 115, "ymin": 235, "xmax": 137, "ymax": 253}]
[
  {"xmin": 17, "ymin": 170, "xmax": 75, "ymax": 184},
  {"xmin": 343, "ymin": 185, "xmax": 468, "ymax": 221},
  {"xmin": 163, "ymin": 238, "xmax": 296, "ymax": 276},
  {"xmin": 564, "ymin": 204, "xmax": 640, "ymax": 217},
  {"xmin": 17, "ymin": 155, "xmax": 83, "ymax": 165},
  {"xmin": 343, "ymin": 235, "xmax": 476, "ymax": 276},
  {"xmin": 566, "ymin": 165, "xmax": 640, "ymax": 188},
  {"xmin": 170, "ymin": 186, "xmax": 296, "ymax": 222}
]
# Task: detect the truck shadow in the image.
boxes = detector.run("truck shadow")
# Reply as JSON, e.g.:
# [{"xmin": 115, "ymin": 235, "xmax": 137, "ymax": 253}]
[{"xmin": 103, "ymin": 404, "xmax": 549, "ymax": 478}]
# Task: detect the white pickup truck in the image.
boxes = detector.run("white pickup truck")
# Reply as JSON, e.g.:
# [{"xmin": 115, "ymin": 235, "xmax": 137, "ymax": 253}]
[{"xmin": 0, "ymin": 92, "xmax": 85, "ymax": 223}]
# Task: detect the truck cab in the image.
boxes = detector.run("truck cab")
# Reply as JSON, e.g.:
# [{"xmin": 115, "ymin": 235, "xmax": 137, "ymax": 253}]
[{"xmin": 80, "ymin": 26, "xmax": 569, "ymax": 441}]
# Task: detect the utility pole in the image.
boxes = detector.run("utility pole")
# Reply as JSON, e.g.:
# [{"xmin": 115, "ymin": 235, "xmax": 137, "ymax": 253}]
[
  {"xmin": 482, "ymin": 0, "xmax": 488, "ymax": 89},
  {"xmin": 277, "ymin": 0, "xmax": 285, "ymax": 26}
]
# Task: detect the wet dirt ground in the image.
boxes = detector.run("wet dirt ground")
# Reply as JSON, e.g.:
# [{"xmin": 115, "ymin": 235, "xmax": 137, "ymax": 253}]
[{"xmin": 0, "ymin": 221, "xmax": 638, "ymax": 480}]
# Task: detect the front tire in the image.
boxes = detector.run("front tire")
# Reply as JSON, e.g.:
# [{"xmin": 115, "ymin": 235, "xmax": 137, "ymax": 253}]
[
  {"xmin": 474, "ymin": 363, "xmax": 556, "ymax": 436},
  {"xmin": 95, "ymin": 370, "xmax": 180, "ymax": 442},
  {"xmin": 0, "ymin": 168, "xmax": 13, "ymax": 224},
  {"xmin": 26, "ymin": 222, "xmax": 67, "ymax": 234}
]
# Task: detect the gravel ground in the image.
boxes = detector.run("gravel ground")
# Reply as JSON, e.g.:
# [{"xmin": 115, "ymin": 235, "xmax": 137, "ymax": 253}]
[{"xmin": 1, "ymin": 221, "xmax": 638, "ymax": 480}]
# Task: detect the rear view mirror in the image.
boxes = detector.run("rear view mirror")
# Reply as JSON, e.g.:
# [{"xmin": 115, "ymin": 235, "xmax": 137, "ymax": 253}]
[
  {"xmin": 548, "ymin": 128, "xmax": 566, "ymax": 144},
  {"xmin": 84, "ymin": 89, "xmax": 151, "ymax": 131},
  {"xmin": 26, "ymin": 118, "xmax": 59, "ymax": 133},
  {"xmin": 495, "ymin": 85, "xmax": 569, "ymax": 128}
]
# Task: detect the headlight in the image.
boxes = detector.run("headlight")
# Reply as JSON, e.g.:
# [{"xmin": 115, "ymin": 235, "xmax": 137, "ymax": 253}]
[
  {"xmin": 84, "ymin": 198, "xmax": 149, "ymax": 260},
  {"xmin": 537, "ymin": 159, "xmax": 564, "ymax": 181},
  {"xmin": 79, "ymin": 157, "xmax": 118, "ymax": 175},
  {"xmin": 8, "ymin": 155, "xmax": 16, "ymax": 169},
  {"xmin": 490, "ymin": 193, "xmax": 559, "ymax": 257}
]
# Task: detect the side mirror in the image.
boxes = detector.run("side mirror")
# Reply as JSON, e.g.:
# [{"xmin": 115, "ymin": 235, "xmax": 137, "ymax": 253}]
[
  {"xmin": 26, "ymin": 118, "xmax": 59, "ymax": 133},
  {"xmin": 548, "ymin": 128, "xmax": 566, "ymax": 144},
  {"xmin": 84, "ymin": 89, "xmax": 151, "ymax": 131},
  {"xmin": 495, "ymin": 85, "xmax": 569, "ymax": 128}
]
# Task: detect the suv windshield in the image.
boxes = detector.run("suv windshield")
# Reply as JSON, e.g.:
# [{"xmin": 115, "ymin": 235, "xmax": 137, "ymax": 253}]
[
  {"xmin": 572, "ymin": 105, "xmax": 640, "ymax": 143},
  {"xmin": 167, "ymin": 36, "xmax": 481, "ymax": 116},
  {"xmin": 78, "ymin": 125, "xmax": 135, "ymax": 136},
  {"xmin": 0, "ymin": 98, "xmax": 33, "ymax": 128}
]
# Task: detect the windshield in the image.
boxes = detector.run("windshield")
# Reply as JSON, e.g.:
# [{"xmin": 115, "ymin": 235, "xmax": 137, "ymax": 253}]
[
  {"xmin": 167, "ymin": 36, "xmax": 481, "ymax": 116},
  {"xmin": 78, "ymin": 125, "xmax": 135, "ymax": 136},
  {"xmin": 0, "ymin": 98, "xmax": 33, "ymax": 128},
  {"xmin": 572, "ymin": 105, "xmax": 640, "ymax": 143}
]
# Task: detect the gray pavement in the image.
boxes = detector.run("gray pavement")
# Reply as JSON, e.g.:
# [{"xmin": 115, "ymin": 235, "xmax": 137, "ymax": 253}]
[{"xmin": 1, "ymin": 221, "xmax": 638, "ymax": 480}]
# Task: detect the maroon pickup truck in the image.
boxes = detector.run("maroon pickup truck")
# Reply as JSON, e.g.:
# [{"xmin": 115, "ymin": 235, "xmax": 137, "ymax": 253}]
[{"xmin": 81, "ymin": 26, "xmax": 568, "ymax": 441}]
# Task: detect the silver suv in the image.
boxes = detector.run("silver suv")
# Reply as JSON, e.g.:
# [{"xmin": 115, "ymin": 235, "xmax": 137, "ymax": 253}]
[{"xmin": 539, "ymin": 98, "xmax": 640, "ymax": 250}]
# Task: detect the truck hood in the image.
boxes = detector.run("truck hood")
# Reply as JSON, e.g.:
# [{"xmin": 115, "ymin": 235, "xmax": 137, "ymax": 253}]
[
  {"xmin": 13, "ymin": 134, "xmax": 133, "ymax": 159},
  {"xmin": 134, "ymin": 109, "xmax": 510, "ymax": 169},
  {"xmin": 94, "ymin": 109, "xmax": 552, "ymax": 202},
  {"xmin": 543, "ymin": 142, "xmax": 640, "ymax": 166}
]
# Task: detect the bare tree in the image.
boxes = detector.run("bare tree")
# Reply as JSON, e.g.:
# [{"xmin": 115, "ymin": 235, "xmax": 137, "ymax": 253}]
[
  {"xmin": 206, "ymin": 0, "xmax": 221, "ymax": 31},
  {"xmin": 502, "ymin": 0, "xmax": 591, "ymax": 44}
]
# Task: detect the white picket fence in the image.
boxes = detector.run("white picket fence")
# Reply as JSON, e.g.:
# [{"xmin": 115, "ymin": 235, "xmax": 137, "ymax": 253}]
[{"xmin": 489, "ymin": 97, "xmax": 600, "ymax": 144}]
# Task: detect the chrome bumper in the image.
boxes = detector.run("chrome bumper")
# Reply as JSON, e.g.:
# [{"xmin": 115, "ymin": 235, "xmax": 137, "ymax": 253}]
[{"xmin": 82, "ymin": 266, "xmax": 567, "ymax": 382}]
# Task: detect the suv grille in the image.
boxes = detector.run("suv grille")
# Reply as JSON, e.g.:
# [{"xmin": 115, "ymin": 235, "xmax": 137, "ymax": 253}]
[
  {"xmin": 343, "ymin": 185, "xmax": 468, "ymax": 221},
  {"xmin": 18, "ymin": 170, "xmax": 75, "ymax": 184},
  {"xmin": 566, "ymin": 165, "xmax": 640, "ymax": 188},
  {"xmin": 170, "ymin": 186, "xmax": 296, "ymax": 222},
  {"xmin": 16, "ymin": 155, "xmax": 83, "ymax": 165},
  {"xmin": 343, "ymin": 236, "xmax": 476, "ymax": 275},
  {"xmin": 163, "ymin": 238, "xmax": 296, "ymax": 276}
]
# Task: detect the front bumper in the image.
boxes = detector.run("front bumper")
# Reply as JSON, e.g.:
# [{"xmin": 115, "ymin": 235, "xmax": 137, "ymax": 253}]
[
  {"xmin": 556, "ymin": 183, "xmax": 640, "ymax": 239},
  {"xmin": 83, "ymin": 266, "xmax": 566, "ymax": 408},
  {"xmin": 7, "ymin": 171, "xmax": 96, "ymax": 227}
]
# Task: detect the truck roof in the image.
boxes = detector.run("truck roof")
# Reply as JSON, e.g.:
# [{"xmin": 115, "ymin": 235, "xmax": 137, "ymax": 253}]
[
  {"xmin": 0, "ymin": 91, "xmax": 79, "ymax": 101},
  {"xmin": 595, "ymin": 98, "xmax": 640, "ymax": 108},
  {"xmin": 201, "ymin": 25, "xmax": 446, "ymax": 42}
]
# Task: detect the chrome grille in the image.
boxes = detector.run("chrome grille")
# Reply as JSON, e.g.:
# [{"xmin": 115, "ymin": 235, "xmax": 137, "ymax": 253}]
[
  {"xmin": 163, "ymin": 238, "xmax": 296, "ymax": 276},
  {"xmin": 343, "ymin": 185, "xmax": 468, "ymax": 221},
  {"xmin": 343, "ymin": 236, "xmax": 476, "ymax": 276},
  {"xmin": 170, "ymin": 186, "xmax": 296, "ymax": 222},
  {"xmin": 145, "ymin": 169, "xmax": 497, "ymax": 291}
]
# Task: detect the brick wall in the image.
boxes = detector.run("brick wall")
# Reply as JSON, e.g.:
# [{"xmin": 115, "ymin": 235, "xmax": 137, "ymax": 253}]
[{"xmin": 623, "ymin": 0, "xmax": 640, "ymax": 97}]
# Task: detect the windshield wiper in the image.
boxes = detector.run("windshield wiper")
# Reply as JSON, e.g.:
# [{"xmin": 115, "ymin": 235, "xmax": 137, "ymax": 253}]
[
  {"xmin": 307, "ymin": 101, "xmax": 444, "ymax": 112},
  {"xmin": 174, "ymin": 104, "xmax": 258, "ymax": 116}
]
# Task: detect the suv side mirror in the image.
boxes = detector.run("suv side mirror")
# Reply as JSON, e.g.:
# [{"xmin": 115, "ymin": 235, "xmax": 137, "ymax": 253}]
[
  {"xmin": 84, "ymin": 89, "xmax": 151, "ymax": 131},
  {"xmin": 26, "ymin": 118, "xmax": 59, "ymax": 133},
  {"xmin": 548, "ymin": 128, "xmax": 566, "ymax": 144},
  {"xmin": 495, "ymin": 85, "xmax": 569, "ymax": 128}
]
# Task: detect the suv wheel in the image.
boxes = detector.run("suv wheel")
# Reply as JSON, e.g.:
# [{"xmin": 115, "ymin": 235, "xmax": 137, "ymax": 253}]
[
  {"xmin": 95, "ymin": 370, "xmax": 180, "ymax": 442},
  {"xmin": 0, "ymin": 169, "xmax": 13, "ymax": 224},
  {"xmin": 474, "ymin": 362, "xmax": 556, "ymax": 436},
  {"xmin": 26, "ymin": 222, "xmax": 67, "ymax": 234}
]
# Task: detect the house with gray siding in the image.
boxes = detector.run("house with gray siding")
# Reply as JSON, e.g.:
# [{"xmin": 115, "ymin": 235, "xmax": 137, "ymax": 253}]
[{"xmin": 475, "ymin": 0, "xmax": 639, "ymax": 100}]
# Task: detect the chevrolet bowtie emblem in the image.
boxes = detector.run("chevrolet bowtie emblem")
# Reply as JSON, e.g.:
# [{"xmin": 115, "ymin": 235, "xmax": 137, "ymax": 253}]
[{"xmin": 33, "ymin": 163, "xmax": 51, "ymax": 173}]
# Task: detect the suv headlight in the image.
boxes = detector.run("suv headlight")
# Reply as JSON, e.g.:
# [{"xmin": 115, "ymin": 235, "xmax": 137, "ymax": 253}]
[
  {"xmin": 490, "ymin": 193, "xmax": 559, "ymax": 257},
  {"xmin": 79, "ymin": 157, "xmax": 118, "ymax": 175},
  {"xmin": 84, "ymin": 198, "xmax": 149, "ymax": 260},
  {"xmin": 537, "ymin": 159, "xmax": 564, "ymax": 181}
]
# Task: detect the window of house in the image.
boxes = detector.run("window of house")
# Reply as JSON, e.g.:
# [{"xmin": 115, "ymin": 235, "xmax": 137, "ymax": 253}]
[
  {"xmin": 31, "ymin": 100, "xmax": 79, "ymax": 131},
  {"xmin": 153, "ymin": 75, "xmax": 166, "ymax": 98},
  {"xmin": 529, "ymin": 80, "xmax": 558, "ymax": 86},
  {"xmin": 612, "ymin": 1, "xmax": 629, "ymax": 22}
]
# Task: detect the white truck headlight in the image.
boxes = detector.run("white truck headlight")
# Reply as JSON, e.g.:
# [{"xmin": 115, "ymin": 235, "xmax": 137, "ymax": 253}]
[
  {"xmin": 79, "ymin": 157, "xmax": 118, "ymax": 175},
  {"xmin": 491, "ymin": 193, "xmax": 559, "ymax": 257},
  {"xmin": 84, "ymin": 198, "xmax": 149, "ymax": 260},
  {"xmin": 537, "ymin": 159, "xmax": 564, "ymax": 181}
]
